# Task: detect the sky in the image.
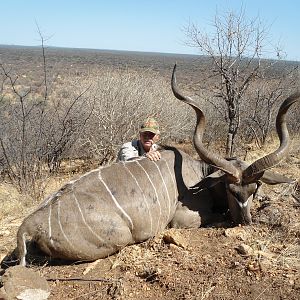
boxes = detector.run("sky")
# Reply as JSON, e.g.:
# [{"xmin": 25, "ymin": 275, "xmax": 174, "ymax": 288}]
[{"xmin": 1, "ymin": 0, "xmax": 300, "ymax": 61}]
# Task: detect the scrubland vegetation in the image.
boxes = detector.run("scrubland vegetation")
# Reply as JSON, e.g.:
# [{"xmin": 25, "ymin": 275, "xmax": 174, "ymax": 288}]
[{"xmin": 0, "ymin": 44, "xmax": 299, "ymax": 204}]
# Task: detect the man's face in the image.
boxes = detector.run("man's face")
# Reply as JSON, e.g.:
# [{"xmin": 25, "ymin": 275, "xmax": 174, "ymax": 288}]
[{"xmin": 139, "ymin": 131, "xmax": 160, "ymax": 152}]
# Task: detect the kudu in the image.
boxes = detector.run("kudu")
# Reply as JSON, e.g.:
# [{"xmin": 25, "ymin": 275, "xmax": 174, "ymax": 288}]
[{"xmin": 16, "ymin": 65, "xmax": 298, "ymax": 266}]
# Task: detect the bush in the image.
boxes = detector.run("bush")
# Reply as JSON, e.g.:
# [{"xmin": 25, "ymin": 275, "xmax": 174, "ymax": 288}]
[{"xmin": 75, "ymin": 67, "xmax": 196, "ymax": 164}]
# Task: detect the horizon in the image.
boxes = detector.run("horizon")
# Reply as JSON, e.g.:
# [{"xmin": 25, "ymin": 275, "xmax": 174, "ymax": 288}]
[
  {"xmin": 2, "ymin": 44, "xmax": 299, "ymax": 64},
  {"xmin": 0, "ymin": 43, "xmax": 202, "ymax": 57}
]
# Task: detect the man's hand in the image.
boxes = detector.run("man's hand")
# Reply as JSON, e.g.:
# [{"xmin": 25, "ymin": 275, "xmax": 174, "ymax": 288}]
[{"xmin": 145, "ymin": 150, "xmax": 161, "ymax": 161}]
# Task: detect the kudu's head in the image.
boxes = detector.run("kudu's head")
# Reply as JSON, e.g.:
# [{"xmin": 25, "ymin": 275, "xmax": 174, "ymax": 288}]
[{"xmin": 171, "ymin": 63, "xmax": 299, "ymax": 225}]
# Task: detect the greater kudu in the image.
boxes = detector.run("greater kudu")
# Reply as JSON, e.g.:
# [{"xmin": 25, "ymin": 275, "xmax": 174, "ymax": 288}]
[{"xmin": 16, "ymin": 65, "xmax": 299, "ymax": 265}]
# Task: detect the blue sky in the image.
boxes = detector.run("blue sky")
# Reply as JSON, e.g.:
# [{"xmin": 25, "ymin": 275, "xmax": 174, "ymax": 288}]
[{"xmin": 1, "ymin": 0, "xmax": 299, "ymax": 60}]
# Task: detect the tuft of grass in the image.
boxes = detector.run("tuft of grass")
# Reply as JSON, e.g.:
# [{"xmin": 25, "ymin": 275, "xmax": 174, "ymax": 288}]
[{"xmin": 0, "ymin": 183, "xmax": 25, "ymax": 219}]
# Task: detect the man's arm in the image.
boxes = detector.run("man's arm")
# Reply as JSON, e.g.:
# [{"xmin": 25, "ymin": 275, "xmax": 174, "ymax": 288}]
[{"xmin": 116, "ymin": 141, "xmax": 139, "ymax": 162}]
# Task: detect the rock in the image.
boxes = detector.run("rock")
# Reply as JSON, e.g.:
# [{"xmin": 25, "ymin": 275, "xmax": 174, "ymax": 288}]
[
  {"xmin": 235, "ymin": 243, "xmax": 254, "ymax": 256},
  {"xmin": 224, "ymin": 227, "xmax": 247, "ymax": 240},
  {"xmin": 0, "ymin": 287, "xmax": 9, "ymax": 300},
  {"xmin": 1, "ymin": 265, "xmax": 50, "ymax": 300},
  {"xmin": 163, "ymin": 229, "xmax": 188, "ymax": 249}
]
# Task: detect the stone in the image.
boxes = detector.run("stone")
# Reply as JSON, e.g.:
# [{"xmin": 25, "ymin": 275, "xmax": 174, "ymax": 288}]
[
  {"xmin": 0, "ymin": 287, "xmax": 9, "ymax": 300},
  {"xmin": 1, "ymin": 265, "xmax": 50, "ymax": 300},
  {"xmin": 235, "ymin": 243, "xmax": 254, "ymax": 256},
  {"xmin": 163, "ymin": 229, "xmax": 188, "ymax": 249},
  {"xmin": 224, "ymin": 227, "xmax": 247, "ymax": 240}
]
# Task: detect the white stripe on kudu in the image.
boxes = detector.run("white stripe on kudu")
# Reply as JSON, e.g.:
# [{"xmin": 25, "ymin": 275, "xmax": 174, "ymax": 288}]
[
  {"xmin": 48, "ymin": 203, "xmax": 54, "ymax": 246},
  {"xmin": 98, "ymin": 171, "xmax": 134, "ymax": 231},
  {"xmin": 122, "ymin": 162, "xmax": 154, "ymax": 235},
  {"xmin": 57, "ymin": 200, "xmax": 77, "ymax": 252},
  {"xmin": 72, "ymin": 190, "xmax": 106, "ymax": 244},
  {"xmin": 152, "ymin": 161, "xmax": 172, "ymax": 223},
  {"xmin": 162, "ymin": 158, "xmax": 177, "ymax": 202},
  {"xmin": 135, "ymin": 160, "xmax": 161, "ymax": 234},
  {"xmin": 20, "ymin": 233, "xmax": 27, "ymax": 266}
]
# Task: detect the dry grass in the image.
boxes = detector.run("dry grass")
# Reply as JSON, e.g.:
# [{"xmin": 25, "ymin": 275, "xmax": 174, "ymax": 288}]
[
  {"xmin": 0, "ymin": 168, "xmax": 83, "ymax": 222},
  {"xmin": 0, "ymin": 183, "xmax": 24, "ymax": 219}
]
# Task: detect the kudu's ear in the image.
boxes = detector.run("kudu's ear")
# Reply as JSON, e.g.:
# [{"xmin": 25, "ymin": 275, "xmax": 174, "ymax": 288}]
[
  {"xmin": 260, "ymin": 170, "xmax": 295, "ymax": 185},
  {"xmin": 190, "ymin": 170, "xmax": 226, "ymax": 191}
]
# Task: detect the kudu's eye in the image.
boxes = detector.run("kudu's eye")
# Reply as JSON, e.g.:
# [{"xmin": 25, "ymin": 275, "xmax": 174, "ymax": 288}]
[
  {"xmin": 228, "ymin": 187, "xmax": 238, "ymax": 199},
  {"xmin": 235, "ymin": 193, "xmax": 245, "ymax": 205},
  {"xmin": 252, "ymin": 182, "xmax": 261, "ymax": 199}
]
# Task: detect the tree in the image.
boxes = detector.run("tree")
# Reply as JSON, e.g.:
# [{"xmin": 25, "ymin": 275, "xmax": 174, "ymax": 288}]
[
  {"xmin": 243, "ymin": 65, "xmax": 298, "ymax": 147},
  {"xmin": 0, "ymin": 38, "xmax": 94, "ymax": 200},
  {"xmin": 184, "ymin": 9, "xmax": 283, "ymax": 156}
]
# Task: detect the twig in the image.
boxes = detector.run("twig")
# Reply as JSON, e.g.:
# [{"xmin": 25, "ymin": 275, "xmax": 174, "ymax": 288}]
[{"xmin": 46, "ymin": 276, "xmax": 120, "ymax": 283}]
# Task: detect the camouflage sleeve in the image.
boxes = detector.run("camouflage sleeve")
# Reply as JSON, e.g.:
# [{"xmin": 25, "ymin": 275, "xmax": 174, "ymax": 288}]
[{"xmin": 116, "ymin": 141, "xmax": 139, "ymax": 162}]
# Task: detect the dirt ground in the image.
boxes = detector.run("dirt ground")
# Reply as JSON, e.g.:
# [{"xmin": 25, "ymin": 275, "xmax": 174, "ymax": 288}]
[{"xmin": 0, "ymin": 153, "xmax": 299, "ymax": 300}]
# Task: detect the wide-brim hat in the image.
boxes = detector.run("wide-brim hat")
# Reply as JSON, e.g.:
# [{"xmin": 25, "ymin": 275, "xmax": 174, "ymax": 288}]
[{"xmin": 139, "ymin": 117, "xmax": 160, "ymax": 134}]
